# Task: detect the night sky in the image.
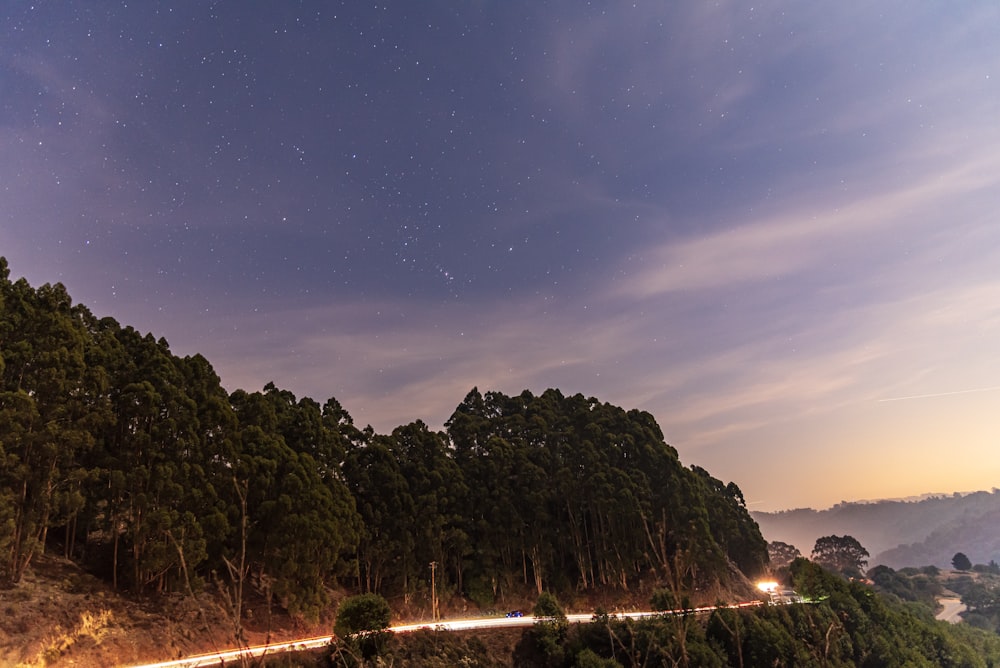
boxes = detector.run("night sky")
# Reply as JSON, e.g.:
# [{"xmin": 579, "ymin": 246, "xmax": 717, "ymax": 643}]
[{"xmin": 4, "ymin": 2, "xmax": 1000, "ymax": 510}]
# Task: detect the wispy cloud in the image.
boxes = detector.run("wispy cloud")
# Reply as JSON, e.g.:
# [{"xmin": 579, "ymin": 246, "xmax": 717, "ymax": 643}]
[{"xmin": 615, "ymin": 138, "xmax": 1000, "ymax": 298}]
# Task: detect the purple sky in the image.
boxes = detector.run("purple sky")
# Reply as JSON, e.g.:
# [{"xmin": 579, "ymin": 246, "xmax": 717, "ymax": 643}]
[{"xmin": 3, "ymin": 2, "xmax": 1000, "ymax": 510}]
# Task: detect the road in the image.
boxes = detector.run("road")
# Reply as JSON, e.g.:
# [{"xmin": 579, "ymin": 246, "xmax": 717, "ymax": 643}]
[
  {"xmin": 936, "ymin": 596, "xmax": 966, "ymax": 623},
  {"xmin": 128, "ymin": 601, "xmax": 765, "ymax": 668}
]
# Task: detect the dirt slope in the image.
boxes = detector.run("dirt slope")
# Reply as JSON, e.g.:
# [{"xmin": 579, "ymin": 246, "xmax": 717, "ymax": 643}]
[{"xmin": 0, "ymin": 555, "xmax": 329, "ymax": 667}]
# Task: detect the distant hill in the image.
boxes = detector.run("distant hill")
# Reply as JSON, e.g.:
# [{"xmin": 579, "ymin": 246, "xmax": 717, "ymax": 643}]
[
  {"xmin": 876, "ymin": 506, "xmax": 1000, "ymax": 569},
  {"xmin": 752, "ymin": 489, "xmax": 1000, "ymax": 569}
]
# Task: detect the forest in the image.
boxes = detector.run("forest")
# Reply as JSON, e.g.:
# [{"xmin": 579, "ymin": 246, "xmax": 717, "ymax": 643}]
[
  {"xmin": 0, "ymin": 257, "xmax": 767, "ymax": 620},
  {"xmin": 8, "ymin": 258, "xmax": 1000, "ymax": 667}
]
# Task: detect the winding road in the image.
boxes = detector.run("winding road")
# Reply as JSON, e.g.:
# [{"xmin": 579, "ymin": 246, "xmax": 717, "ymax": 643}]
[
  {"xmin": 128, "ymin": 602, "xmax": 766, "ymax": 668},
  {"xmin": 935, "ymin": 596, "xmax": 966, "ymax": 624}
]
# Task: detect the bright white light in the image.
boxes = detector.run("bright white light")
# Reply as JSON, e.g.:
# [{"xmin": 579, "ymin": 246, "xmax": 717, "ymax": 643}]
[
  {"xmin": 757, "ymin": 581, "xmax": 779, "ymax": 593},
  {"xmin": 129, "ymin": 602, "xmax": 771, "ymax": 667}
]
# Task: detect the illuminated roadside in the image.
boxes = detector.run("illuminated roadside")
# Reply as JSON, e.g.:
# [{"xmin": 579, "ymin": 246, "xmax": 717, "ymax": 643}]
[{"xmin": 128, "ymin": 601, "xmax": 770, "ymax": 668}]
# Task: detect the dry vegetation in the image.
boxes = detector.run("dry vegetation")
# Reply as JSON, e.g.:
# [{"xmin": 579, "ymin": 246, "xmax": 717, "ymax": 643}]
[
  {"xmin": 0, "ymin": 556, "xmax": 550, "ymax": 667},
  {"xmin": 0, "ymin": 555, "xmax": 333, "ymax": 667}
]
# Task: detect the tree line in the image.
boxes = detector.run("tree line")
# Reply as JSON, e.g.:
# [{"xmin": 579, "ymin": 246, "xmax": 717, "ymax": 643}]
[
  {"xmin": 0, "ymin": 257, "xmax": 766, "ymax": 619},
  {"xmin": 509, "ymin": 559, "xmax": 1000, "ymax": 668},
  {"xmin": 325, "ymin": 561, "xmax": 1000, "ymax": 667}
]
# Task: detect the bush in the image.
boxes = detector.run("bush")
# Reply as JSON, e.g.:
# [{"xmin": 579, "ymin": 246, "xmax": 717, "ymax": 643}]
[
  {"xmin": 575, "ymin": 648, "xmax": 624, "ymax": 667},
  {"xmin": 334, "ymin": 593, "xmax": 392, "ymax": 638},
  {"xmin": 332, "ymin": 593, "xmax": 392, "ymax": 664},
  {"xmin": 533, "ymin": 591, "xmax": 567, "ymax": 621},
  {"xmin": 464, "ymin": 574, "xmax": 496, "ymax": 609},
  {"xmin": 533, "ymin": 591, "xmax": 569, "ymax": 650}
]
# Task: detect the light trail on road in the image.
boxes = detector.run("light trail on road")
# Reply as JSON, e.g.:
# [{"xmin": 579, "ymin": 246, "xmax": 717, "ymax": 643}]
[{"xmin": 127, "ymin": 601, "xmax": 767, "ymax": 668}]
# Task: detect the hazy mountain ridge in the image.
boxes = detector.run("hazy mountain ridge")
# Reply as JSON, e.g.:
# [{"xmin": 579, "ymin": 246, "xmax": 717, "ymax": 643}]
[
  {"xmin": 752, "ymin": 489, "xmax": 1000, "ymax": 569},
  {"xmin": 876, "ymin": 506, "xmax": 1000, "ymax": 569}
]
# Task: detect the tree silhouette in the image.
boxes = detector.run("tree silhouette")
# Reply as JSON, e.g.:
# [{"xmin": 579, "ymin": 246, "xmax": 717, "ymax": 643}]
[{"xmin": 811, "ymin": 535, "xmax": 869, "ymax": 577}]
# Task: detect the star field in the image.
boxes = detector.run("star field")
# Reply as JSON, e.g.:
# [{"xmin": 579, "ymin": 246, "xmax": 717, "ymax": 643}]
[{"xmin": 4, "ymin": 1, "xmax": 1000, "ymax": 510}]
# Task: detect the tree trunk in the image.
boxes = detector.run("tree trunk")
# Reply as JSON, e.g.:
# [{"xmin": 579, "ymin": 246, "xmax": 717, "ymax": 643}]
[
  {"xmin": 529, "ymin": 545, "xmax": 543, "ymax": 594},
  {"xmin": 112, "ymin": 524, "xmax": 120, "ymax": 590}
]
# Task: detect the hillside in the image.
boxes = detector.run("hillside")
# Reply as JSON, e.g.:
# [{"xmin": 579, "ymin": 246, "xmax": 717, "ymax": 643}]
[
  {"xmin": 0, "ymin": 258, "xmax": 766, "ymax": 662},
  {"xmin": 10, "ymin": 555, "xmax": 1000, "ymax": 667},
  {"xmin": 5, "ymin": 259, "xmax": 1000, "ymax": 665},
  {"xmin": 876, "ymin": 507, "xmax": 1000, "ymax": 569},
  {"xmin": 752, "ymin": 490, "xmax": 1000, "ymax": 569},
  {"xmin": 0, "ymin": 553, "xmax": 333, "ymax": 666}
]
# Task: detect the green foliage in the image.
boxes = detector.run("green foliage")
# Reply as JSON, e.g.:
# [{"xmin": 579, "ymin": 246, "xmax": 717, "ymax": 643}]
[
  {"xmin": 690, "ymin": 466, "xmax": 769, "ymax": 577},
  {"xmin": 650, "ymin": 587, "xmax": 678, "ymax": 612},
  {"xmin": 528, "ymin": 591, "xmax": 569, "ymax": 665},
  {"xmin": 445, "ymin": 387, "xmax": 768, "ymax": 601},
  {"xmin": 0, "ymin": 261, "xmax": 781, "ymax": 638},
  {"xmin": 231, "ymin": 385, "xmax": 361, "ymax": 620},
  {"xmin": 811, "ymin": 535, "xmax": 869, "ymax": 578},
  {"xmin": 334, "ymin": 593, "xmax": 392, "ymax": 638},
  {"xmin": 332, "ymin": 593, "xmax": 392, "ymax": 664},
  {"xmin": 12, "ymin": 259, "xmax": 1000, "ymax": 668},
  {"xmin": 574, "ymin": 648, "xmax": 624, "ymax": 667},
  {"xmin": 0, "ymin": 261, "xmax": 771, "ymax": 612},
  {"xmin": 533, "ymin": 590, "xmax": 567, "ymax": 620},
  {"xmin": 962, "ymin": 583, "xmax": 1000, "ymax": 614},
  {"xmin": 767, "ymin": 540, "xmax": 802, "ymax": 571},
  {"xmin": 868, "ymin": 564, "xmax": 942, "ymax": 608},
  {"xmin": 521, "ymin": 562, "xmax": 1000, "ymax": 667},
  {"xmin": 364, "ymin": 629, "xmax": 507, "ymax": 668},
  {"xmin": 789, "ymin": 557, "xmax": 839, "ymax": 600},
  {"xmin": 0, "ymin": 259, "xmax": 367, "ymax": 618},
  {"xmin": 953, "ymin": 552, "xmax": 973, "ymax": 571},
  {"xmin": 0, "ymin": 274, "xmax": 95, "ymax": 584}
]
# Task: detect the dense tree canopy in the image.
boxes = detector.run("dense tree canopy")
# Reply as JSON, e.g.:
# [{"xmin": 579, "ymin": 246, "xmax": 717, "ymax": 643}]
[
  {"xmin": 767, "ymin": 541, "xmax": 802, "ymax": 572},
  {"xmin": 0, "ymin": 259, "xmax": 766, "ymax": 618},
  {"xmin": 811, "ymin": 535, "xmax": 869, "ymax": 578},
  {"xmin": 10, "ymin": 257, "xmax": 1000, "ymax": 666},
  {"xmin": 334, "ymin": 593, "xmax": 392, "ymax": 638}
]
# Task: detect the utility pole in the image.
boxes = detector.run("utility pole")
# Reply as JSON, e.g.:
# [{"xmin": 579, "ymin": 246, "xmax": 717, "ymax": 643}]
[{"xmin": 430, "ymin": 561, "xmax": 438, "ymax": 620}]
